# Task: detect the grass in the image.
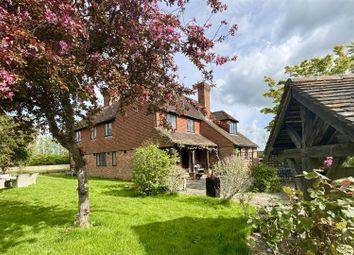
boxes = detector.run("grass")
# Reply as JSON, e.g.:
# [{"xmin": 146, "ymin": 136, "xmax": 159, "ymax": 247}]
[{"xmin": 0, "ymin": 175, "xmax": 251, "ymax": 255}]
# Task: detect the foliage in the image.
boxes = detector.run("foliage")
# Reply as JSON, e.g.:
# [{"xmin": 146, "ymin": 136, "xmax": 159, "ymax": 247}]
[
  {"xmin": 132, "ymin": 144, "xmax": 178, "ymax": 195},
  {"xmin": 32, "ymin": 135, "xmax": 67, "ymax": 154},
  {"xmin": 250, "ymin": 163, "xmax": 280, "ymax": 193},
  {"xmin": 250, "ymin": 170, "xmax": 354, "ymax": 255},
  {"xmin": 0, "ymin": 0, "xmax": 237, "ymax": 226},
  {"xmin": 0, "ymin": 115, "xmax": 35, "ymax": 172},
  {"xmin": 343, "ymin": 157, "xmax": 354, "ymax": 167},
  {"xmin": 214, "ymin": 155, "xmax": 253, "ymax": 200},
  {"xmin": 0, "ymin": 175, "xmax": 250, "ymax": 255},
  {"xmin": 261, "ymin": 42, "xmax": 354, "ymax": 131},
  {"xmin": 165, "ymin": 165, "xmax": 186, "ymax": 194},
  {"xmin": 28, "ymin": 152, "xmax": 69, "ymax": 166}
]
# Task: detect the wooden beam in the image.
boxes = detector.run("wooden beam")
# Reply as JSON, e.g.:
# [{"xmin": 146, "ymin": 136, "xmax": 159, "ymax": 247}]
[
  {"xmin": 286, "ymin": 125, "xmax": 302, "ymax": 149},
  {"xmin": 264, "ymin": 88, "xmax": 293, "ymax": 160},
  {"xmin": 293, "ymin": 88, "xmax": 354, "ymax": 142},
  {"xmin": 278, "ymin": 143, "xmax": 354, "ymax": 159},
  {"xmin": 329, "ymin": 167, "xmax": 354, "ymax": 180}
]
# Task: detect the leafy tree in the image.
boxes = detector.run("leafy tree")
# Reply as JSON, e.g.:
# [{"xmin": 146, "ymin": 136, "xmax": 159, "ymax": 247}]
[
  {"xmin": 0, "ymin": 115, "xmax": 35, "ymax": 172},
  {"xmin": 261, "ymin": 42, "xmax": 354, "ymax": 131},
  {"xmin": 0, "ymin": 1, "xmax": 236, "ymax": 226}
]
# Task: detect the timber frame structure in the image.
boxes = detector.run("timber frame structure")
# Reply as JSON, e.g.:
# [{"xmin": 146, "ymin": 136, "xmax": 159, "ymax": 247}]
[{"xmin": 265, "ymin": 75, "xmax": 354, "ymax": 194}]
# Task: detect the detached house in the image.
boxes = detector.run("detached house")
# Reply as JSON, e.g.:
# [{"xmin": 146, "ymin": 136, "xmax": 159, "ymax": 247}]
[{"xmin": 74, "ymin": 84, "xmax": 257, "ymax": 179}]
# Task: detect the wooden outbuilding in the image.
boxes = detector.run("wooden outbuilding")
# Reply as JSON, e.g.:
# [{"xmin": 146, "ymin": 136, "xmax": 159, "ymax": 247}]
[{"xmin": 265, "ymin": 75, "xmax": 354, "ymax": 194}]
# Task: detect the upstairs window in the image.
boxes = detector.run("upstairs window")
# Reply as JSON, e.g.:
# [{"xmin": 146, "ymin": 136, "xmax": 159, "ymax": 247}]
[
  {"xmin": 229, "ymin": 122, "xmax": 237, "ymax": 134},
  {"xmin": 167, "ymin": 113, "xmax": 177, "ymax": 129},
  {"xmin": 90, "ymin": 127, "xmax": 96, "ymax": 140},
  {"xmin": 187, "ymin": 118, "xmax": 195, "ymax": 133},
  {"xmin": 104, "ymin": 122, "xmax": 112, "ymax": 137},
  {"xmin": 96, "ymin": 153, "xmax": 107, "ymax": 166},
  {"xmin": 75, "ymin": 131, "xmax": 81, "ymax": 143},
  {"xmin": 112, "ymin": 152, "xmax": 117, "ymax": 166}
]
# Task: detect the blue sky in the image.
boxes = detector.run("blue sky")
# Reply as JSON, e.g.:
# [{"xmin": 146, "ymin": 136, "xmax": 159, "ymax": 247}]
[{"xmin": 172, "ymin": 0, "xmax": 354, "ymax": 150}]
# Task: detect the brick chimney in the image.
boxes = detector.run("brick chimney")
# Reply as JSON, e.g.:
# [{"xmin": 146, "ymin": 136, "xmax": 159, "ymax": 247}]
[{"xmin": 197, "ymin": 83, "xmax": 211, "ymax": 117}]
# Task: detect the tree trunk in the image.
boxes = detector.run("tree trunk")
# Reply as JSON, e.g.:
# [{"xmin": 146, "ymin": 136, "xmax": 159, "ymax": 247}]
[{"xmin": 71, "ymin": 146, "xmax": 90, "ymax": 227}]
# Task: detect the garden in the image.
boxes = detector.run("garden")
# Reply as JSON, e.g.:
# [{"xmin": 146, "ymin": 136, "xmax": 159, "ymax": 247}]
[{"xmin": 0, "ymin": 175, "xmax": 250, "ymax": 255}]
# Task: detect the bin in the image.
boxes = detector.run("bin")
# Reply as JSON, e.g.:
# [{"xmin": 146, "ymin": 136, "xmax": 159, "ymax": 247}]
[{"xmin": 206, "ymin": 175, "xmax": 220, "ymax": 197}]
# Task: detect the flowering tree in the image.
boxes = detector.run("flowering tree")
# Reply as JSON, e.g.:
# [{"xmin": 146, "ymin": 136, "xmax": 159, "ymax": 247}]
[{"xmin": 0, "ymin": 0, "xmax": 237, "ymax": 226}]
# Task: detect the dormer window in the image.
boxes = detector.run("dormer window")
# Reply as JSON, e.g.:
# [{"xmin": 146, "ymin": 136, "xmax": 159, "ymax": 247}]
[
  {"xmin": 104, "ymin": 122, "xmax": 112, "ymax": 137},
  {"xmin": 75, "ymin": 131, "xmax": 81, "ymax": 143},
  {"xmin": 187, "ymin": 118, "xmax": 195, "ymax": 133},
  {"xmin": 167, "ymin": 113, "xmax": 177, "ymax": 129},
  {"xmin": 229, "ymin": 122, "xmax": 237, "ymax": 134}
]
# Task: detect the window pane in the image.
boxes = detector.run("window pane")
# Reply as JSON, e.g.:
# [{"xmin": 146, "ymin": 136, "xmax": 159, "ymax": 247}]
[
  {"xmin": 75, "ymin": 131, "xmax": 81, "ymax": 142},
  {"xmin": 105, "ymin": 122, "xmax": 112, "ymax": 136},
  {"xmin": 187, "ymin": 118, "xmax": 194, "ymax": 132},
  {"xmin": 167, "ymin": 114, "xmax": 176, "ymax": 129},
  {"xmin": 112, "ymin": 152, "xmax": 117, "ymax": 166}
]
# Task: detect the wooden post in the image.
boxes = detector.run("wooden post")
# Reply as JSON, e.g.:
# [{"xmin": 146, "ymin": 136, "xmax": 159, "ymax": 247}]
[
  {"xmin": 191, "ymin": 150, "xmax": 195, "ymax": 173},
  {"xmin": 206, "ymin": 150, "xmax": 210, "ymax": 170}
]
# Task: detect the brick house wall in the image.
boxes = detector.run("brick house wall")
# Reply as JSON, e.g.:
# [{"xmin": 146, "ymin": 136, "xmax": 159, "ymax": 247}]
[{"xmin": 76, "ymin": 105, "xmax": 156, "ymax": 179}]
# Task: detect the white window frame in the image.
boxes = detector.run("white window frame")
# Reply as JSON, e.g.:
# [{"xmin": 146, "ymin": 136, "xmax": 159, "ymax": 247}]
[
  {"xmin": 75, "ymin": 131, "xmax": 81, "ymax": 143},
  {"xmin": 96, "ymin": 153, "xmax": 107, "ymax": 166},
  {"xmin": 229, "ymin": 122, "xmax": 237, "ymax": 134},
  {"xmin": 187, "ymin": 118, "xmax": 195, "ymax": 133},
  {"xmin": 167, "ymin": 113, "xmax": 177, "ymax": 129},
  {"xmin": 90, "ymin": 127, "xmax": 96, "ymax": 140},
  {"xmin": 104, "ymin": 122, "xmax": 112, "ymax": 137}
]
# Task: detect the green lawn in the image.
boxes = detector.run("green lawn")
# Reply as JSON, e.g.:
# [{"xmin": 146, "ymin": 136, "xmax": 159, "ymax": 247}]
[{"xmin": 0, "ymin": 175, "xmax": 250, "ymax": 255}]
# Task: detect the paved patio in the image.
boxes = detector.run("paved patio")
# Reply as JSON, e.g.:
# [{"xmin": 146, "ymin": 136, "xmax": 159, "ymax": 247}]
[{"xmin": 180, "ymin": 175, "xmax": 289, "ymax": 207}]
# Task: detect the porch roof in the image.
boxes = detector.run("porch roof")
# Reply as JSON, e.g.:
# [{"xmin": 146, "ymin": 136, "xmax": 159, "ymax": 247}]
[{"xmin": 155, "ymin": 128, "xmax": 217, "ymax": 148}]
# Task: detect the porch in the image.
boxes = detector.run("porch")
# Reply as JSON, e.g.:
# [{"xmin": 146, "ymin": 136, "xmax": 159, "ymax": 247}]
[{"xmin": 179, "ymin": 147, "xmax": 217, "ymax": 176}]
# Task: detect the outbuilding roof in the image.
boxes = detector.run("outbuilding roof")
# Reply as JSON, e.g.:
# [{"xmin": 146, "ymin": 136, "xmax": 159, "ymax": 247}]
[{"xmin": 265, "ymin": 74, "xmax": 354, "ymax": 158}]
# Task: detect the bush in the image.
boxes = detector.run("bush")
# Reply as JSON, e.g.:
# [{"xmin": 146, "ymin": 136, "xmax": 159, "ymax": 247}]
[
  {"xmin": 214, "ymin": 155, "xmax": 252, "ymax": 200},
  {"xmin": 28, "ymin": 153, "xmax": 70, "ymax": 166},
  {"xmin": 250, "ymin": 163, "xmax": 280, "ymax": 192},
  {"xmin": 165, "ymin": 165, "xmax": 186, "ymax": 194},
  {"xmin": 132, "ymin": 144, "xmax": 177, "ymax": 195},
  {"xmin": 249, "ymin": 171, "xmax": 354, "ymax": 255}
]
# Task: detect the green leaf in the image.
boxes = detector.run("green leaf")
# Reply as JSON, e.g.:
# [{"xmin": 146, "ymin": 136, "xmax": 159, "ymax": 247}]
[
  {"xmin": 304, "ymin": 171, "xmax": 318, "ymax": 180},
  {"xmin": 283, "ymin": 186, "xmax": 293, "ymax": 194}
]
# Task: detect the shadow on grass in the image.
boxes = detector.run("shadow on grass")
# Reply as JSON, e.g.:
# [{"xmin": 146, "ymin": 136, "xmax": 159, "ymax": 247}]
[
  {"xmin": 133, "ymin": 216, "xmax": 250, "ymax": 255},
  {"xmin": 0, "ymin": 199, "xmax": 75, "ymax": 253}
]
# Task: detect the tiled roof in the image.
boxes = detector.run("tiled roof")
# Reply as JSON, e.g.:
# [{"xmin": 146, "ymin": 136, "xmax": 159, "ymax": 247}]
[
  {"xmin": 205, "ymin": 119, "xmax": 258, "ymax": 147},
  {"xmin": 75, "ymin": 101, "xmax": 120, "ymax": 130},
  {"xmin": 265, "ymin": 74, "xmax": 354, "ymax": 157},
  {"xmin": 291, "ymin": 75, "xmax": 354, "ymax": 128},
  {"xmin": 211, "ymin": 111, "xmax": 238, "ymax": 122},
  {"xmin": 164, "ymin": 97, "xmax": 204, "ymax": 120},
  {"xmin": 155, "ymin": 128, "xmax": 217, "ymax": 147}
]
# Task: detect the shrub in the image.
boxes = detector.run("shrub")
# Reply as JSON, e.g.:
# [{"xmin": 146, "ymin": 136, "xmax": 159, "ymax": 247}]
[
  {"xmin": 214, "ymin": 155, "xmax": 252, "ymax": 200},
  {"xmin": 165, "ymin": 165, "xmax": 186, "ymax": 194},
  {"xmin": 28, "ymin": 153, "xmax": 70, "ymax": 166},
  {"xmin": 249, "ymin": 170, "xmax": 354, "ymax": 255},
  {"xmin": 250, "ymin": 163, "xmax": 280, "ymax": 192},
  {"xmin": 132, "ymin": 144, "xmax": 177, "ymax": 195}
]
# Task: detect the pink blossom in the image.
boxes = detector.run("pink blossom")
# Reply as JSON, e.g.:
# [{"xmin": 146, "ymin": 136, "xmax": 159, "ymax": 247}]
[
  {"xmin": 7, "ymin": 91, "xmax": 14, "ymax": 98},
  {"xmin": 20, "ymin": 11, "xmax": 30, "ymax": 21},
  {"xmin": 0, "ymin": 69, "xmax": 14, "ymax": 84},
  {"xmin": 324, "ymin": 156, "xmax": 333, "ymax": 168},
  {"xmin": 44, "ymin": 8, "xmax": 56, "ymax": 23},
  {"xmin": 215, "ymin": 55, "xmax": 227, "ymax": 65},
  {"xmin": 221, "ymin": 19, "xmax": 228, "ymax": 25},
  {"xmin": 164, "ymin": 92, "xmax": 173, "ymax": 101},
  {"xmin": 59, "ymin": 40, "xmax": 69, "ymax": 54}
]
